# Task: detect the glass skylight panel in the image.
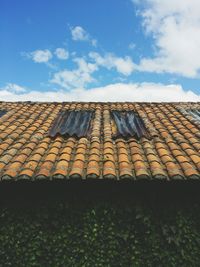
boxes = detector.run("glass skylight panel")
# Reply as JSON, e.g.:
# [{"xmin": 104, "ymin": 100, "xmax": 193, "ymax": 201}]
[
  {"xmin": 0, "ymin": 110, "xmax": 7, "ymax": 118},
  {"xmin": 111, "ymin": 110, "xmax": 150, "ymax": 139},
  {"xmin": 187, "ymin": 110, "xmax": 200, "ymax": 121},
  {"xmin": 49, "ymin": 110, "xmax": 94, "ymax": 138}
]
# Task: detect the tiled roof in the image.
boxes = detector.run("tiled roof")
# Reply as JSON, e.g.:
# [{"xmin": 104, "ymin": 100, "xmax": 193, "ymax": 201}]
[{"xmin": 0, "ymin": 102, "xmax": 200, "ymax": 181}]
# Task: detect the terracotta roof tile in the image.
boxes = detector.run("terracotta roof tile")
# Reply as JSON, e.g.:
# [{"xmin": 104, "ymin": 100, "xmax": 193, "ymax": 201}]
[
  {"xmin": 52, "ymin": 160, "xmax": 70, "ymax": 179},
  {"xmin": 0, "ymin": 102, "xmax": 200, "ymax": 180}
]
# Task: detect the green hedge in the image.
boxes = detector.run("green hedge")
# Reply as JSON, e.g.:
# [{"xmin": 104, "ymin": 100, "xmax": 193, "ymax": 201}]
[{"xmin": 0, "ymin": 199, "xmax": 200, "ymax": 267}]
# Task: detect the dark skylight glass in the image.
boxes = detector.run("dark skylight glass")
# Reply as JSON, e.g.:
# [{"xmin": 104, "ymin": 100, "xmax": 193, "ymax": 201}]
[
  {"xmin": 111, "ymin": 111, "xmax": 150, "ymax": 140},
  {"xmin": 49, "ymin": 110, "xmax": 94, "ymax": 138},
  {"xmin": 187, "ymin": 109, "xmax": 200, "ymax": 120},
  {"xmin": 0, "ymin": 110, "xmax": 7, "ymax": 118}
]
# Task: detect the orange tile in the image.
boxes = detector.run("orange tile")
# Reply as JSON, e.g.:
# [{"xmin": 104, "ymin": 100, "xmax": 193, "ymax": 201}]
[
  {"xmin": 130, "ymin": 146, "xmax": 142, "ymax": 155},
  {"xmin": 131, "ymin": 153, "xmax": 144, "ymax": 162},
  {"xmin": 87, "ymin": 161, "xmax": 100, "ymax": 177},
  {"xmin": 61, "ymin": 146, "xmax": 73, "ymax": 154},
  {"xmin": 172, "ymin": 150, "xmax": 184, "ymax": 157},
  {"xmin": 103, "ymin": 161, "xmax": 116, "ymax": 178},
  {"xmin": 28, "ymin": 154, "xmax": 42, "ymax": 162},
  {"xmin": 34, "ymin": 147, "xmax": 46, "ymax": 155},
  {"xmin": 3, "ymin": 162, "xmax": 22, "ymax": 177},
  {"xmin": 0, "ymin": 154, "xmax": 13, "ymax": 164},
  {"xmin": 176, "ymin": 155, "xmax": 189, "ymax": 163},
  {"xmin": 133, "ymin": 161, "xmax": 149, "ymax": 177},
  {"xmin": 88, "ymin": 153, "xmax": 100, "ymax": 162},
  {"xmin": 0, "ymin": 162, "xmax": 6, "ymax": 169},
  {"xmin": 104, "ymin": 147, "xmax": 114, "ymax": 155},
  {"xmin": 45, "ymin": 153, "xmax": 57, "ymax": 162},
  {"xmin": 14, "ymin": 154, "xmax": 28, "ymax": 163},
  {"xmin": 19, "ymin": 169, "xmax": 34, "ymax": 178},
  {"xmin": 180, "ymin": 162, "xmax": 199, "ymax": 178},
  {"xmin": 0, "ymin": 102, "xmax": 200, "ymax": 180},
  {"xmin": 23, "ymin": 161, "xmax": 38, "ymax": 170},
  {"xmin": 53, "ymin": 160, "xmax": 69, "ymax": 177},
  {"xmin": 118, "ymin": 154, "xmax": 130, "ymax": 163},
  {"xmin": 74, "ymin": 154, "xmax": 85, "ymax": 161},
  {"xmin": 189, "ymin": 154, "xmax": 200, "ymax": 164},
  {"xmin": 149, "ymin": 161, "xmax": 166, "ymax": 177},
  {"xmin": 70, "ymin": 159, "xmax": 84, "ymax": 170},
  {"xmin": 146, "ymin": 154, "xmax": 160, "ymax": 162},
  {"xmin": 59, "ymin": 153, "xmax": 71, "ymax": 161},
  {"xmin": 76, "ymin": 147, "xmax": 86, "ymax": 154},
  {"xmin": 48, "ymin": 147, "xmax": 60, "ymax": 154}
]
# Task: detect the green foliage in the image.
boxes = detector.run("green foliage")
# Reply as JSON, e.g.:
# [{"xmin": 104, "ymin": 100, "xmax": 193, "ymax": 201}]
[{"xmin": 0, "ymin": 201, "xmax": 200, "ymax": 267}]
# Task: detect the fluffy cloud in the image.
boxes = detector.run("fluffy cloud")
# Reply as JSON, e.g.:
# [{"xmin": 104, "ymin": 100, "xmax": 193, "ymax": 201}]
[
  {"xmin": 0, "ymin": 82, "xmax": 199, "ymax": 102},
  {"xmin": 51, "ymin": 57, "xmax": 98, "ymax": 89},
  {"xmin": 133, "ymin": 0, "xmax": 200, "ymax": 77},
  {"xmin": 54, "ymin": 48, "xmax": 69, "ymax": 60},
  {"xmin": 51, "ymin": 51, "xmax": 135, "ymax": 89},
  {"xmin": 71, "ymin": 26, "xmax": 89, "ymax": 41},
  {"xmin": 25, "ymin": 48, "xmax": 69, "ymax": 63},
  {"xmin": 3, "ymin": 83, "xmax": 26, "ymax": 93},
  {"xmin": 28, "ymin": 49, "xmax": 52, "ymax": 63},
  {"xmin": 89, "ymin": 52, "xmax": 135, "ymax": 76},
  {"xmin": 70, "ymin": 26, "xmax": 97, "ymax": 46}
]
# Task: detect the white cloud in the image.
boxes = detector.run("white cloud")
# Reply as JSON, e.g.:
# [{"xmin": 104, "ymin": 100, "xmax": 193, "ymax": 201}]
[
  {"xmin": 51, "ymin": 57, "xmax": 98, "ymax": 89},
  {"xmin": 114, "ymin": 57, "xmax": 135, "ymax": 76},
  {"xmin": 51, "ymin": 51, "xmax": 135, "ymax": 89},
  {"xmin": 89, "ymin": 52, "xmax": 135, "ymax": 76},
  {"xmin": 71, "ymin": 26, "xmax": 89, "ymax": 41},
  {"xmin": 0, "ymin": 82, "xmax": 199, "ymax": 102},
  {"xmin": 54, "ymin": 48, "xmax": 69, "ymax": 60},
  {"xmin": 70, "ymin": 26, "xmax": 97, "ymax": 46},
  {"xmin": 27, "ymin": 49, "xmax": 52, "ymax": 63},
  {"xmin": 50, "ymin": 70, "xmax": 93, "ymax": 89},
  {"xmin": 74, "ymin": 57, "xmax": 98, "ymax": 73},
  {"xmin": 3, "ymin": 83, "xmax": 26, "ymax": 93},
  {"xmin": 133, "ymin": 0, "xmax": 200, "ymax": 77}
]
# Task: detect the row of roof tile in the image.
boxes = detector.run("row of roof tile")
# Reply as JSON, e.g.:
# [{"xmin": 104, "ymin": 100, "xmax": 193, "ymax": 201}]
[{"xmin": 0, "ymin": 102, "xmax": 200, "ymax": 181}]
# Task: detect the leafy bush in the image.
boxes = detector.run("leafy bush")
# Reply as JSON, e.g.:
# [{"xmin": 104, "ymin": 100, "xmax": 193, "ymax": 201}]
[{"xmin": 0, "ymin": 198, "xmax": 200, "ymax": 267}]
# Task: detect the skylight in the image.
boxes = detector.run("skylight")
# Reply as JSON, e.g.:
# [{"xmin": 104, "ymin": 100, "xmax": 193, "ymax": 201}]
[
  {"xmin": 49, "ymin": 110, "xmax": 94, "ymax": 138},
  {"xmin": 0, "ymin": 110, "xmax": 7, "ymax": 118},
  {"xmin": 111, "ymin": 110, "xmax": 150, "ymax": 140},
  {"xmin": 187, "ymin": 110, "xmax": 200, "ymax": 120}
]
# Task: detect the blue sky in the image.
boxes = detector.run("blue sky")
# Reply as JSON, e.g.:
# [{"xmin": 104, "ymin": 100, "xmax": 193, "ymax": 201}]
[{"xmin": 0, "ymin": 0, "xmax": 200, "ymax": 101}]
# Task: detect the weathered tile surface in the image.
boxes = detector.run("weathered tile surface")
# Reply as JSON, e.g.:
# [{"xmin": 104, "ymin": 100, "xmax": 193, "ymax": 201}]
[{"xmin": 0, "ymin": 102, "xmax": 200, "ymax": 181}]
